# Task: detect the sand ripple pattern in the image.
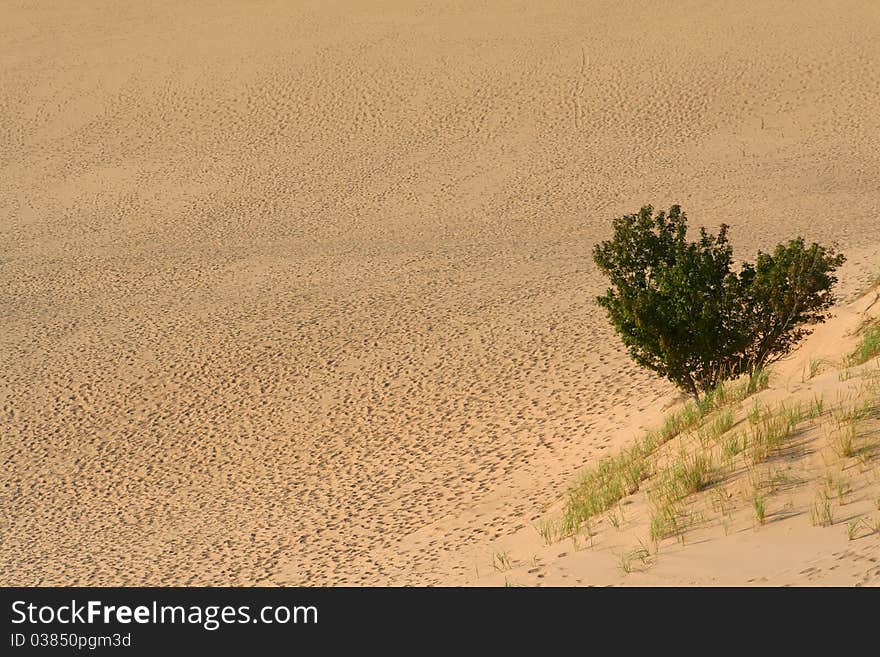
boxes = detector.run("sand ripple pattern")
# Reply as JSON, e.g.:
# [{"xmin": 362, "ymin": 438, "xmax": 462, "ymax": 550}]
[{"xmin": 2, "ymin": 2, "xmax": 880, "ymax": 585}]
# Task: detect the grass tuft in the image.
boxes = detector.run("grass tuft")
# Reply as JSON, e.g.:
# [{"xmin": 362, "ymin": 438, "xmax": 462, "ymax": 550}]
[
  {"xmin": 752, "ymin": 494, "xmax": 766, "ymax": 526},
  {"xmin": 810, "ymin": 493, "xmax": 834, "ymax": 527},
  {"xmin": 562, "ymin": 372, "xmax": 769, "ymax": 537},
  {"xmin": 748, "ymin": 410, "xmax": 797, "ymax": 463},
  {"xmin": 535, "ymin": 519, "xmax": 559, "ymax": 546},
  {"xmin": 649, "ymin": 503, "xmax": 681, "ymax": 542},
  {"xmin": 492, "ymin": 550, "xmax": 513, "ymax": 572},
  {"xmin": 847, "ymin": 320, "xmax": 880, "ymax": 367}
]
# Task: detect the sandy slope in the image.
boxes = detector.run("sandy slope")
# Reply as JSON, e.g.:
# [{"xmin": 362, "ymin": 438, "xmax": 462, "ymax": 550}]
[
  {"xmin": 2, "ymin": 2, "xmax": 879, "ymax": 586},
  {"xmin": 474, "ymin": 287, "xmax": 880, "ymax": 586}
]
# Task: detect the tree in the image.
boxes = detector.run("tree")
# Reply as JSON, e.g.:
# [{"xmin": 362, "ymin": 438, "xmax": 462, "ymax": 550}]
[
  {"xmin": 735, "ymin": 238, "xmax": 845, "ymax": 373},
  {"xmin": 592, "ymin": 205, "xmax": 845, "ymax": 402}
]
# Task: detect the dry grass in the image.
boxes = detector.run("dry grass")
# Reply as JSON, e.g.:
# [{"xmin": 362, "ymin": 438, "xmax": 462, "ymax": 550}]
[
  {"xmin": 748, "ymin": 411, "xmax": 797, "ymax": 464},
  {"xmin": 811, "ymin": 493, "xmax": 834, "ymax": 527},
  {"xmin": 554, "ymin": 325, "xmax": 880, "ymax": 557},
  {"xmin": 847, "ymin": 321, "xmax": 880, "ymax": 367},
  {"xmin": 562, "ymin": 371, "xmax": 769, "ymax": 535}
]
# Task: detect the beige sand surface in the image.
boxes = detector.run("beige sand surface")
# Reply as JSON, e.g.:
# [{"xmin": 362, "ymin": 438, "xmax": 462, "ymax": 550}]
[
  {"xmin": 475, "ymin": 288, "xmax": 880, "ymax": 586},
  {"xmin": 2, "ymin": 2, "xmax": 879, "ymax": 585}
]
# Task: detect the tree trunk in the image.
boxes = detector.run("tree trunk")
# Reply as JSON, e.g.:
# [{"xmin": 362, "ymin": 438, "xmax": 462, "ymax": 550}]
[{"xmin": 686, "ymin": 376, "xmax": 700, "ymax": 405}]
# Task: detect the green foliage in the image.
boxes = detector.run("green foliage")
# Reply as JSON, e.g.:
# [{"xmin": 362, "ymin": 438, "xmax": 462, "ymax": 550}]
[
  {"xmin": 593, "ymin": 205, "xmax": 845, "ymax": 400},
  {"xmin": 736, "ymin": 238, "xmax": 846, "ymax": 371},
  {"xmin": 592, "ymin": 205, "xmax": 742, "ymax": 400}
]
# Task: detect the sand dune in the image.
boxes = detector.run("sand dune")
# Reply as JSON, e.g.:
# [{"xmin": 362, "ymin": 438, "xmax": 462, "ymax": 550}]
[
  {"xmin": 2, "ymin": 2, "xmax": 880, "ymax": 585},
  {"xmin": 475, "ymin": 285, "xmax": 880, "ymax": 586}
]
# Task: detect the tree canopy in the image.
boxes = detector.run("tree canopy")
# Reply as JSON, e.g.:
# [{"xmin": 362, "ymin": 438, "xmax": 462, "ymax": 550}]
[{"xmin": 593, "ymin": 205, "xmax": 845, "ymax": 401}]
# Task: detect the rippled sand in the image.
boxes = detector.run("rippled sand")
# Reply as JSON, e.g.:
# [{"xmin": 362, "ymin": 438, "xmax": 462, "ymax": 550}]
[{"xmin": 2, "ymin": 1, "xmax": 879, "ymax": 585}]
